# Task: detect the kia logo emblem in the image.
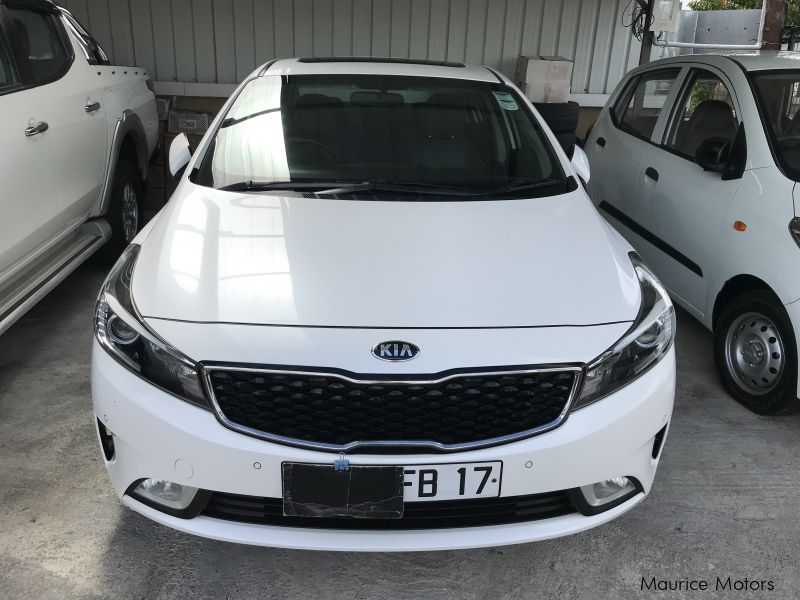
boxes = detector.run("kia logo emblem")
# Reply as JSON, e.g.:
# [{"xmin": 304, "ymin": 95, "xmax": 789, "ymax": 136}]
[{"xmin": 372, "ymin": 341, "xmax": 420, "ymax": 362}]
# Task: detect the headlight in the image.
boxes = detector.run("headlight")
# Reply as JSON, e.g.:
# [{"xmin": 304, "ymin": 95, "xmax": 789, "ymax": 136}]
[
  {"xmin": 575, "ymin": 254, "xmax": 675, "ymax": 408},
  {"xmin": 95, "ymin": 245, "xmax": 207, "ymax": 407}
]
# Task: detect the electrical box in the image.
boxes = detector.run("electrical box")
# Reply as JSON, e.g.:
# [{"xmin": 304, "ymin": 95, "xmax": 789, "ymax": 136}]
[
  {"xmin": 514, "ymin": 56, "xmax": 574, "ymax": 104},
  {"xmin": 651, "ymin": 0, "xmax": 681, "ymax": 33}
]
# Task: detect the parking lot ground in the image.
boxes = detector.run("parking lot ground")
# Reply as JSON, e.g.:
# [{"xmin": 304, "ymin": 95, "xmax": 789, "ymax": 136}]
[{"xmin": 0, "ymin": 256, "xmax": 798, "ymax": 599}]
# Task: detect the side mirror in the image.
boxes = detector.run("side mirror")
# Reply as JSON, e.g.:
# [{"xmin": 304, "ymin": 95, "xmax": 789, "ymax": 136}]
[
  {"xmin": 168, "ymin": 132, "xmax": 192, "ymax": 177},
  {"xmin": 695, "ymin": 137, "xmax": 731, "ymax": 173},
  {"xmin": 571, "ymin": 144, "xmax": 591, "ymax": 184}
]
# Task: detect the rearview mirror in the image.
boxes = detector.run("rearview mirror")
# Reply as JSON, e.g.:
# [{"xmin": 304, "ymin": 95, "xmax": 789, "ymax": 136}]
[
  {"xmin": 571, "ymin": 145, "xmax": 590, "ymax": 184},
  {"xmin": 695, "ymin": 137, "xmax": 731, "ymax": 173},
  {"xmin": 168, "ymin": 132, "xmax": 192, "ymax": 177}
]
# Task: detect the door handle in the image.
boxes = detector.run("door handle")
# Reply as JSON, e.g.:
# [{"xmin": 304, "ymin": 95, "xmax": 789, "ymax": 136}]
[
  {"xmin": 85, "ymin": 100, "xmax": 101, "ymax": 113},
  {"xmin": 645, "ymin": 167, "xmax": 659, "ymax": 181},
  {"xmin": 24, "ymin": 121, "xmax": 49, "ymax": 137},
  {"xmin": 596, "ymin": 136, "xmax": 606, "ymax": 147}
]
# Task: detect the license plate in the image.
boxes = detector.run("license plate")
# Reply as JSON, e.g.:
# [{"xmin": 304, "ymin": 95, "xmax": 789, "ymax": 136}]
[
  {"xmin": 281, "ymin": 460, "xmax": 503, "ymax": 519},
  {"xmin": 402, "ymin": 461, "xmax": 502, "ymax": 502},
  {"xmin": 282, "ymin": 463, "xmax": 404, "ymax": 519}
]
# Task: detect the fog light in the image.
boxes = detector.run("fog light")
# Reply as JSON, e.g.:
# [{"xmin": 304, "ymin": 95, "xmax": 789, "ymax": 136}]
[
  {"xmin": 569, "ymin": 475, "xmax": 641, "ymax": 516},
  {"xmin": 131, "ymin": 479, "xmax": 199, "ymax": 511}
]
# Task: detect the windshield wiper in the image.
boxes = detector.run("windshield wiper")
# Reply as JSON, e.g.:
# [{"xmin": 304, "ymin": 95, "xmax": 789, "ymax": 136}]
[
  {"xmin": 218, "ymin": 181, "xmax": 350, "ymax": 192},
  {"xmin": 470, "ymin": 178, "xmax": 565, "ymax": 197},
  {"xmin": 315, "ymin": 181, "xmax": 474, "ymax": 197}
]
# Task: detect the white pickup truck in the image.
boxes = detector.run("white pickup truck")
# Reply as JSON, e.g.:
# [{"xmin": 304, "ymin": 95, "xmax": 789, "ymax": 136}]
[{"xmin": 0, "ymin": 0, "xmax": 158, "ymax": 335}]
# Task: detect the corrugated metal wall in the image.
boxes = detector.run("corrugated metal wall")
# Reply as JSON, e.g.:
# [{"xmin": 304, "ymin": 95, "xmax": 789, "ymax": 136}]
[{"xmin": 59, "ymin": 0, "xmax": 641, "ymax": 99}]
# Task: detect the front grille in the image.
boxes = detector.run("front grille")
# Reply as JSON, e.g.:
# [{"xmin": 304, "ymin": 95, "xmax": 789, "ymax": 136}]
[
  {"xmin": 201, "ymin": 491, "xmax": 576, "ymax": 529},
  {"xmin": 205, "ymin": 366, "xmax": 579, "ymax": 451}
]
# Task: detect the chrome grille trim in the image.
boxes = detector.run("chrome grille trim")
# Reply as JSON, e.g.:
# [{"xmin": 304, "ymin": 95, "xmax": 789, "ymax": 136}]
[{"xmin": 201, "ymin": 364, "xmax": 584, "ymax": 453}]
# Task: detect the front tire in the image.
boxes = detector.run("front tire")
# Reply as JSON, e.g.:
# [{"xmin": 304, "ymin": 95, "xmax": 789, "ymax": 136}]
[
  {"xmin": 713, "ymin": 290, "xmax": 798, "ymax": 415},
  {"xmin": 106, "ymin": 159, "xmax": 144, "ymax": 255}
]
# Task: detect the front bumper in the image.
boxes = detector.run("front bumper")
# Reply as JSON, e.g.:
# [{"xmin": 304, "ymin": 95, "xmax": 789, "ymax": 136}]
[{"xmin": 92, "ymin": 341, "xmax": 675, "ymax": 551}]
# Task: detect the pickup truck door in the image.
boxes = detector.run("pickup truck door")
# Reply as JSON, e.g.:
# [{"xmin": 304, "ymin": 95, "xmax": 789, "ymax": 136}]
[{"xmin": 0, "ymin": 7, "xmax": 64, "ymax": 276}]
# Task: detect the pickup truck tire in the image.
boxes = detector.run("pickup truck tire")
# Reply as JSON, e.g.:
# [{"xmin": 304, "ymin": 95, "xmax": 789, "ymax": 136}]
[
  {"xmin": 106, "ymin": 159, "xmax": 143, "ymax": 255},
  {"xmin": 713, "ymin": 290, "xmax": 798, "ymax": 415}
]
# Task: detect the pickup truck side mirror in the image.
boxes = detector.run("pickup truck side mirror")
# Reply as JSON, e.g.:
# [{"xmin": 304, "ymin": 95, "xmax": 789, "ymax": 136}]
[
  {"xmin": 570, "ymin": 145, "xmax": 591, "ymax": 184},
  {"xmin": 168, "ymin": 132, "xmax": 192, "ymax": 177},
  {"xmin": 695, "ymin": 137, "xmax": 731, "ymax": 173}
]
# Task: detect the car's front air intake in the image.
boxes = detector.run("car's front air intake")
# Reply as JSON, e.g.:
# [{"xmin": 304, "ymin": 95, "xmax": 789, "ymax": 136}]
[{"xmin": 203, "ymin": 365, "xmax": 581, "ymax": 452}]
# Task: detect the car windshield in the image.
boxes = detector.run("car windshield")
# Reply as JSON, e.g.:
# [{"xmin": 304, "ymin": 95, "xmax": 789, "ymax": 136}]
[
  {"xmin": 193, "ymin": 73, "xmax": 564, "ymax": 197},
  {"xmin": 751, "ymin": 71, "xmax": 800, "ymax": 179}
]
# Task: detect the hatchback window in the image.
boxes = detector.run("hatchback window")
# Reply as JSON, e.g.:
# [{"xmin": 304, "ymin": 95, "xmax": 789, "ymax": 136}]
[
  {"xmin": 665, "ymin": 70, "xmax": 737, "ymax": 159},
  {"xmin": 7, "ymin": 7, "xmax": 70, "ymax": 84},
  {"xmin": 751, "ymin": 71, "xmax": 800, "ymax": 179},
  {"xmin": 195, "ymin": 74, "xmax": 564, "ymax": 196},
  {"xmin": 615, "ymin": 68, "xmax": 681, "ymax": 139}
]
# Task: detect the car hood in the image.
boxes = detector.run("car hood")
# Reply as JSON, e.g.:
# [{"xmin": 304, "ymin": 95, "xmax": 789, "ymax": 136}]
[{"xmin": 132, "ymin": 184, "xmax": 641, "ymax": 328}]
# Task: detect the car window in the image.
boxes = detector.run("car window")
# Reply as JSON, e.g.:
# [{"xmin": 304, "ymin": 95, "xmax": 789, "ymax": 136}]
[
  {"xmin": 665, "ymin": 69, "xmax": 737, "ymax": 159},
  {"xmin": 7, "ymin": 7, "xmax": 70, "ymax": 85},
  {"xmin": 195, "ymin": 74, "xmax": 564, "ymax": 197},
  {"xmin": 614, "ymin": 68, "xmax": 681, "ymax": 139},
  {"xmin": 0, "ymin": 37, "xmax": 16, "ymax": 91},
  {"xmin": 751, "ymin": 71, "xmax": 800, "ymax": 180}
]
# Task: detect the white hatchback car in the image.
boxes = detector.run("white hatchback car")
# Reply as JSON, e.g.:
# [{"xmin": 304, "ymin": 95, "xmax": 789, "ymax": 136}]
[
  {"xmin": 586, "ymin": 52, "xmax": 800, "ymax": 415},
  {"xmin": 92, "ymin": 58, "xmax": 675, "ymax": 551}
]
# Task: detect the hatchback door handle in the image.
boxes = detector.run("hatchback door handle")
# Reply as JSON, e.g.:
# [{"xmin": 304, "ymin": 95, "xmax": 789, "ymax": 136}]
[
  {"xmin": 25, "ymin": 121, "xmax": 49, "ymax": 137},
  {"xmin": 645, "ymin": 167, "xmax": 659, "ymax": 181},
  {"xmin": 85, "ymin": 100, "xmax": 101, "ymax": 113},
  {"xmin": 596, "ymin": 136, "xmax": 606, "ymax": 147}
]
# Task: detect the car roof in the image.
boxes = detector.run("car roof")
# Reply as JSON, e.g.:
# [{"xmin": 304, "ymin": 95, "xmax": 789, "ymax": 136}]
[
  {"xmin": 637, "ymin": 50, "xmax": 800, "ymax": 73},
  {"xmin": 262, "ymin": 57, "xmax": 500, "ymax": 82}
]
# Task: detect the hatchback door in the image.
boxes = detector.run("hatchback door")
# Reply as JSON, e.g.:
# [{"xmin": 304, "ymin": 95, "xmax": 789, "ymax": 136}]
[
  {"xmin": 624, "ymin": 66, "xmax": 742, "ymax": 314},
  {"xmin": 587, "ymin": 67, "xmax": 683, "ymax": 227}
]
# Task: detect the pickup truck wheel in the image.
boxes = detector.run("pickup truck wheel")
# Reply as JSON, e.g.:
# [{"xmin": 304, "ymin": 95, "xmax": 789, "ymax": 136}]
[
  {"xmin": 713, "ymin": 290, "xmax": 798, "ymax": 415},
  {"xmin": 107, "ymin": 159, "xmax": 143, "ymax": 254}
]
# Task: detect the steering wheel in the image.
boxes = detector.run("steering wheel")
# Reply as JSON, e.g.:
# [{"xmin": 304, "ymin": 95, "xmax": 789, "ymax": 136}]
[{"xmin": 284, "ymin": 138, "xmax": 338, "ymax": 166}]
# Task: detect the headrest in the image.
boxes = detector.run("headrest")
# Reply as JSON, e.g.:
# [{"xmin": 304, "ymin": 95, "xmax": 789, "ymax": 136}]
[
  {"xmin": 689, "ymin": 100, "xmax": 736, "ymax": 132},
  {"xmin": 350, "ymin": 91, "xmax": 404, "ymax": 106}
]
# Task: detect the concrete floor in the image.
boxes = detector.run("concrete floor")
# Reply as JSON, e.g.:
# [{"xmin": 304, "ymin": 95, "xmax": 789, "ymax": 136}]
[{"xmin": 0, "ymin": 256, "xmax": 798, "ymax": 600}]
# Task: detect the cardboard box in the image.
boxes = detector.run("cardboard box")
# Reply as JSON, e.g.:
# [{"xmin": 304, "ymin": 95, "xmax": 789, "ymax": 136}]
[
  {"xmin": 148, "ymin": 164, "xmax": 165, "ymax": 189},
  {"xmin": 514, "ymin": 56, "xmax": 574, "ymax": 104}
]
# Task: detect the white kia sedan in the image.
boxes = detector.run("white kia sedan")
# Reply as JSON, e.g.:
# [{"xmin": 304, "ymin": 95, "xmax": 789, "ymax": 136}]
[
  {"xmin": 92, "ymin": 58, "xmax": 675, "ymax": 551},
  {"xmin": 586, "ymin": 52, "xmax": 800, "ymax": 416}
]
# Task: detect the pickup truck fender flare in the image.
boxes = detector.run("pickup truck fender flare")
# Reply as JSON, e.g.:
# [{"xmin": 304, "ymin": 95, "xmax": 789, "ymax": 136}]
[{"xmin": 94, "ymin": 109, "xmax": 150, "ymax": 217}]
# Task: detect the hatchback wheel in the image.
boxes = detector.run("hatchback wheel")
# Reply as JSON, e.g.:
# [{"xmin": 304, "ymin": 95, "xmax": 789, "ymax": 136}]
[{"xmin": 714, "ymin": 290, "xmax": 798, "ymax": 414}]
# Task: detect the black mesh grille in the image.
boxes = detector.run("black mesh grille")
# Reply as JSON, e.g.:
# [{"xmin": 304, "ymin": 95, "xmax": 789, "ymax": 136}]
[
  {"xmin": 207, "ymin": 367, "xmax": 578, "ymax": 449},
  {"xmin": 201, "ymin": 491, "xmax": 576, "ymax": 529}
]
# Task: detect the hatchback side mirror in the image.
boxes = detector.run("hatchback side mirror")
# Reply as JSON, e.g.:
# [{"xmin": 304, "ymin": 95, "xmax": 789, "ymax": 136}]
[
  {"xmin": 695, "ymin": 137, "xmax": 731, "ymax": 174},
  {"xmin": 169, "ymin": 132, "xmax": 192, "ymax": 177},
  {"xmin": 571, "ymin": 145, "xmax": 591, "ymax": 184}
]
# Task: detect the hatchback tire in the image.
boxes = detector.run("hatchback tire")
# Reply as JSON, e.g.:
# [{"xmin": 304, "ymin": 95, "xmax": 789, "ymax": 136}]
[
  {"xmin": 106, "ymin": 159, "xmax": 144, "ymax": 256},
  {"xmin": 713, "ymin": 290, "xmax": 798, "ymax": 415}
]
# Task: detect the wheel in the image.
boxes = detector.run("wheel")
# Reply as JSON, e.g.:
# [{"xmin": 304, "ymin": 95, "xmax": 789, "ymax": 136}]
[
  {"xmin": 532, "ymin": 101, "xmax": 579, "ymax": 134},
  {"xmin": 713, "ymin": 290, "xmax": 798, "ymax": 415},
  {"xmin": 106, "ymin": 159, "xmax": 144, "ymax": 255}
]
